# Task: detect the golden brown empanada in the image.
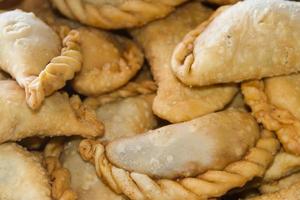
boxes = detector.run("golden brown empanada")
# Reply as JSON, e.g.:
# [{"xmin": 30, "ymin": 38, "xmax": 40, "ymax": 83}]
[
  {"xmin": 0, "ymin": 10, "xmax": 82, "ymax": 109},
  {"xmin": 72, "ymin": 27, "xmax": 144, "ymax": 96},
  {"xmin": 172, "ymin": 0, "xmax": 300, "ymax": 87},
  {"xmin": 49, "ymin": 0, "xmax": 188, "ymax": 29},
  {"xmin": 131, "ymin": 1, "xmax": 237, "ymax": 123},
  {"xmin": 80, "ymin": 110, "xmax": 279, "ymax": 200},
  {"xmin": 242, "ymin": 74, "xmax": 300, "ymax": 155},
  {"xmin": 0, "ymin": 143, "xmax": 51, "ymax": 200},
  {"xmin": 0, "ymin": 80, "xmax": 103, "ymax": 143}
]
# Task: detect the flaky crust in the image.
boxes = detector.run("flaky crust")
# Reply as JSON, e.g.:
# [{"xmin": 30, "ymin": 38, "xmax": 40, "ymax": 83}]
[
  {"xmin": 248, "ymin": 182, "xmax": 300, "ymax": 200},
  {"xmin": 72, "ymin": 27, "xmax": 143, "ymax": 96},
  {"xmin": 0, "ymin": 80, "xmax": 104, "ymax": 143},
  {"xmin": 0, "ymin": 143, "xmax": 51, "ymax": 200},
  {"xmin": 26, "ymin": 29, "xmax": 82, "ymax": 109},
  {"xmin": 242, "ymin": 80, "xmax": 300, "ymax": 155},
  {"xmin": 43, "ymin": 138, "xmax": 77, "ymax": 200},
  {"xmin": 49, "ymin": 0, "xmax": 188, "ymax": 29},
  {"xmin": 131, "ymin": 2, "xmax": 237, "ymax": 123},
  {"xmin": 172, "ymin": 0, "xmax": 300, "ymax": 87},
  {"xmin": 79, "ymin": 130, "xmax": 279, "ymax": 200}
]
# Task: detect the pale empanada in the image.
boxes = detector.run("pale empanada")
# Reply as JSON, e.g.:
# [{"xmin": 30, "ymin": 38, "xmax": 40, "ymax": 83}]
[
  {"xmin": 49, "ymin": 0, "xmax": 188, "ymax": 29},
  {"xmin": 61, "ymin": 140, "xmax": 126, "ymax": 200},
  {"xmin": 80, "ymin": 110, "xmax": 279, "ymax": 200},
  {"xmin": 0, "ymin": 10, "xmax": 82, "ymax": 109},
  {"xmin": 242, "ymin": 74, "xmax": 300, "ymax": 155},
  {"xmin": 72, "ymin": 27, "xmax": 144, "ymax": 96},
  {"xmin": 172, "ymin": 0, "xmax": 300, "ymax": 87},
  {"xmin": 0, "ymin": 80, "xmax": 104, "ymax": 143},
  {"xmin": 0, "ymin": 143, "xmax": 51, "ymax": 200},
  {"xmin": 43, "ymin": 138, "xmax": 77, "ymax": 200},
  {"xmin": 131, "ymin": 1, "xmax": 238, "ymax": 123},
  {"xmin": 248, "ymin": 182, "xmax": 300, "ymax": 200}
]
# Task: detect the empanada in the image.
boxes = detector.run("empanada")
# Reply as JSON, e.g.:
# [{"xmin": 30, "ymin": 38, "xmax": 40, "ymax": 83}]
[
  {"xmin": 0, "ymin": 10, "xmax": 82, "ymax": 109},
  {"xmin": 62, "ymin": 140, "xmax": 126, "ymax": 200},
  {"xmin": 242, "ymin": 74, "xmax": 300, "ymax": 155},
  {"xmin": 0, "ymin": 143, "xmax": 51, "ymax": 200},
  {"xmin": 131, "ymin": 1, "xmax": 237, "ymax": 123},
  {"xmin": 80, "ymin": 110, "xmax": 279, "ymax": 200},
  {"xmin": 172, "ymin": 0, "xmax": 300, "ymax": 87},
  {"xmin": 96, "ymin": 95, "xmax": 157, "ymax": 142},
  {"xmin": 43, "ymin": 138, "xmax": 77, "ymax": 200},
  {"xmin": 0, "ymin": 80, "xmax": 104, "ymax": 143},
  {"xmin": 72, "ymin": 27, "xmax": 144, "ymax": 96},
  {"xmin": 49, "ymin": 0, "xmax": 188, "ymax": 29}
]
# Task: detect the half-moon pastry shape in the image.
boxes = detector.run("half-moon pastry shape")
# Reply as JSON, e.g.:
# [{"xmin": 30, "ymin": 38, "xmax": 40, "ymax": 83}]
[
  {"xmin": 0, "ymin": 143, "xmax": 51, "ymax": 200},
  {"xmin": 131, "ymin": 1, "xmax": 237, "ymax": 123},
  {"xmin": 0, "ymin": 10, "xmax": 82, "ymax": 109},
  {"xmin": 172, "ymin": 0, "xmax": 300, "ymax": 87},
  {"xmin": 80, "ymin": 110, "xmax": 279, "ymax": 200},
  {"xmin": 0, "ymin": 80, "xmax": 104, "ymax": 143},
  {"xmin": 49, "ymin": 0, "xmax": 188, "ymax": 29},
  {"xmin": 72, "ymin": 27, "xmax": 143, "ymax": 96},
  {"xmin": 242, "ymin": 74, "xmax": 300, "ymax": 155}
]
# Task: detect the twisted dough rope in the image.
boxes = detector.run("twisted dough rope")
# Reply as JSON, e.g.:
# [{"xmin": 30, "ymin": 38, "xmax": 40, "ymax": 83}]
[
  {"xmin": 241, "ymin": 80, "xmax": 300, "ymax": 156},
  {"xmin": 79, "ymin": 130, "xmax": 279, "ymax": 200},
  {"xmin": 26, "ymin": 29, "xmax": 82, "ymax": 110},
  {"xmin": 84, "ymin": 80, "xmax": 157, "ymax": 109},
  {"xmin": 43, "ymin": 138, "xmax": 78, "ymax": 200},
  {"xmin": 49, "ymin": 0, "xmax": 187, "ymax": 29}
]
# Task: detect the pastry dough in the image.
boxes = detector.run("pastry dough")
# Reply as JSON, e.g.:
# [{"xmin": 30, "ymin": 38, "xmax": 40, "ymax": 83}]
[
  {"xmin": 72, "ymin": 27, "xmax": 143, "ymax": 96},
  {"xmin": 80, "ymin": 110, "xmax": 279, "ymax": 200},
  {"xmin": 242, "ymin": 74, "xmax": 300, "ymax": 155},
  {"xmin": 49, "ymin": 0, "xmax": 188, "ymax": 29},
  {"xmin": 0, "ymin": 80, "xmax": 104, "ymax": 143},
  {"xmin": 96, "ymin": 95, "xmax": 157, "ymax": 142},
  {"xmin": 0, "ymin": 10, "xmax": 82, "ymax": 109},
  {"xmin": 131, "ymin": 1, "xmax": 237, "ymax": 123},
  {"xmin": 43, "ymin": 138, "xmax": 77, "ymax": 200},
  {"xmin": 0, "ymin": 143, "xmax": 51, "ymax": 200},
  {"xmin": 172, "ymin": 0, "xmax": 300, "ymax": 87},
  {"xmin": 62, "ymin": 140, "xmax": 127, "ymax": 200}
]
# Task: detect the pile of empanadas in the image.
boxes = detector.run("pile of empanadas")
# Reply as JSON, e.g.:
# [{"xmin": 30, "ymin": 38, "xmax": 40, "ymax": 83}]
[{"xmin": 0, "ymin": 0, "xmax": 299, "ymax": 199}]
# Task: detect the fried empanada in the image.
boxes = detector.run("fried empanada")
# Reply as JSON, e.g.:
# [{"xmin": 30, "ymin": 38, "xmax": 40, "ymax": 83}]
[
  {"xmin": 242, "ymin": 74, "xmax": 300, "ymax": 155},
  {"xmin": 0, "ymin": 80, "xmax": 103, "ymax": 143},
  {"xmin": 80, "ymin": 110, "xmax": 279, "ymax": 200},
  {"xmin": 72, "ymin": 27, "xmax": 143, "ymax": 96},
  {"xmin": 248, "ymin": 182, "xmax": 300, "ymax": 200},
  {"xmin": 96, "ymin": 95, "xmax": 157, "ymax": 142},
  {"xmin": 172, "ymin": 0, "xmax": 300, "ymax": 87},
  {"xmin": 0, "ymin": 143, "xmax": 51, "ymax": 200},
  {"xmin": 61, "ymin": 140, "xmax": 126, "ymax": 200},
  {"xmin": 49, "ymin": 0, "xmax": 188, "ymax": 29},
  {"xmin": 0, "ymin": 10, "xmax": 82, "ymax": 109},
  {"xmin": 43, "ymin": 138, "xmax": 77, "ymax": 200},
  {"xmin": 131, "ymin": 2, "xmax": 237, "ymax": 123}
]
